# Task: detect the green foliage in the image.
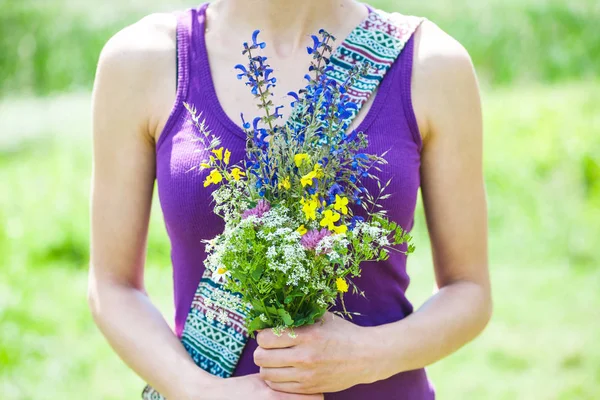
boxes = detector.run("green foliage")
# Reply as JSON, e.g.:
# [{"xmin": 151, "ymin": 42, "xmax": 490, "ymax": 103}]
[
  {"xmin": 482, "ymin": 82, "xmax": 600, "ymax": 267},
  {"xmin": 1, "ymin": 0, "xmax": 599, "ymax": 95}
]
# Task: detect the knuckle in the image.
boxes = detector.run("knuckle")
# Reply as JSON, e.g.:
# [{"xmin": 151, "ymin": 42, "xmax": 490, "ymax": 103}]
[
  {"xmin": 302, "ymin": 328, "xmax": 321, "ymax": 343},
  {"xmin": 297, "ymin": 351, "xmax": 316, "ymax": 366},
  {"xmin": 308, "ymin": 350, "xmax": 321, "ymax": 364},
  {"xmin": 306, "ymin": 369, "xmax": 318, "ymax": 382},
  {"xmin": 256, "ymin": 332, "xmax": 268, "ymax": 347},
  {"xmin": 253, "ymin": 348, "xmax": 265, "ymax": 365},
  {"xmin": 259, "ymin": 366, "xmax": 269, "ymax": 380}
]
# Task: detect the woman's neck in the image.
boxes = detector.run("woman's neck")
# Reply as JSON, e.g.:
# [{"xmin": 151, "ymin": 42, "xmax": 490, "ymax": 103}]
[{"xmin": 207, "ymin": 0, "xmax": 366, "ymax": 56}]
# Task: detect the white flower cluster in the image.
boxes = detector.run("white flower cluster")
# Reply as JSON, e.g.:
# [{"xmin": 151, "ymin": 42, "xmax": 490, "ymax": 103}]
[
  {"xmin": 316, "ymin": 234, "xmax": 349, "ymax": 258},
  {"xmin": 259, "ymin": 207, "xmax": 297, "ymax": 230},
  {"xmin": 212, "ymin": 181, "xmax": 251, "ymax": 223},
  {"xmin": 352, "ymin": 221, "xmax": 392, "ymax": 248}
]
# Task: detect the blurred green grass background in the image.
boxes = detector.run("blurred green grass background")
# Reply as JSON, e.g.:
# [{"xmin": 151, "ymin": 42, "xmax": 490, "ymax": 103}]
[{"xmin": 1, "ymin": 0, "xmax": 599, "ymax": 399}]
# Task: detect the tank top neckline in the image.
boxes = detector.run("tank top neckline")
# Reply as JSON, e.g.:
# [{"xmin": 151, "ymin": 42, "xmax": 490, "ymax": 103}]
[{"xmin": 194, "ymin": 2, "xmax": 394, "ymax": 140}]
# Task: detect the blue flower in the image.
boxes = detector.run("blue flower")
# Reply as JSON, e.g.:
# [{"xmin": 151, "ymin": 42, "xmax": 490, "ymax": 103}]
[
  {"xmin": 264, "ymin": 68, "xmax": 277, "ymax": 89},
  {"xmin": 252, "ymin": 117, "xmax": 261, "ymax": 131},
  {"xmin": 307, "ymin": 35, "xmax": 321, "ymax": 55},
  {"xmin": 234, "ymin": 64, "xmax": 248, "ymax": 80},
  {"xmin": 287, "ymin": 91, "xmax": 300, "ymax": 108},
  {"xmin": 349, "ymin": 216, "xmax": 365, "ymax": 230},
  {"xmin": 240, "ymin": 113, "xmax": 251, "ymax": 130},
  {"xmin": 274, "ymin": 105, "xmax": 284, "ymax": 119},
  {"xmin": 342, "ymin": 129, "xmax": 358, "ymax": 144},
  {"xmin": 352, "ymin": 153, "xmax": 369, "ymax": 170},
  {"xmin": 252, "ymin": 30, "xmax": 266, "ymax": 49},
  {"xmin": 328, "ymin": 183, "xmax": 344, "ymax": 197},
  {"xmin": 352, "ymin": 189, "xmax": 362, "ymax": 205},
  {"xmin": 327, "ymin": 183, "xmax": 344, "ymax": 204}
]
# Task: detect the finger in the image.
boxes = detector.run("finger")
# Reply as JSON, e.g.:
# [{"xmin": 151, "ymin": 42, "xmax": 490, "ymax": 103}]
[
  {"xmin": 257, "ymin": 329, "xmax": 298, "ymax": 349},
  {"xmin": 266, "ymin": 380, "xmax": 318, "ymax": 395},
  {"xmin": 254, "ymin": 347, "xmax": 296, "ymax": 368},
  {"xmin": 260, "ymin": 366, "xmax": 300, "ymax": 383},
  {"xmin": 279, "ymin": 392, "xmax": 323, "ymax": 400},
  {"xmin": 276, "ymin": 392, "xmax": 323, "ymax": 400}
]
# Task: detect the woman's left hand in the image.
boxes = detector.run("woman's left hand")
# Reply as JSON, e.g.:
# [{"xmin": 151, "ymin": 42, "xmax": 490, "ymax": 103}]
[{"xmin": 254, "ymin": 312, "xmax": 377, "ymax": 394}]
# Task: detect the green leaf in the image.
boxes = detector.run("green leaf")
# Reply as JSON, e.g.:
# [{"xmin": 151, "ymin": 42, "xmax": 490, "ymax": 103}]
[
  {"xmin": 284, "ymin": 291, "xmax": 304, "ymax": 304},
  {"xmin": 277, "ymin": 308, "xmax": 294, "ymax": 326},
  {"xmin": 251, "ymin": 300, "xmax": 265, "ymax": 313},
  {"xmin": 252, "ymin": 263, "xmax": 264, "ymax": 281},
  {"xmin": 247, "ymin": 316, "xmax": 269, "ymax": 335}
]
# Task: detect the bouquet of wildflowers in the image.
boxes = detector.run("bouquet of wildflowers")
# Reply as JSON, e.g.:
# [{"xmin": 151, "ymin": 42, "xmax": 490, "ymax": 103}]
[{"xmin": 185, "ymin": 30, "xmax": 414, "ymax": 336}]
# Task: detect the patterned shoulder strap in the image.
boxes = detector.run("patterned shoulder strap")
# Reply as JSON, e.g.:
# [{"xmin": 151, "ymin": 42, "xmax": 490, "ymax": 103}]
[
  {"xmin": 328, "ymin": 10, "xmax": 425, "ymax": 116},
  {"xmin": 285, "ymin": 9, "xmax": 425, "ymax": 133}
]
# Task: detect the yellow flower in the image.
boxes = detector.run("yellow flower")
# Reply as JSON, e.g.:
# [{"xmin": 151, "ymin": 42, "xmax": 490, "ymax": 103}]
[
  {"xmin": 203, "ymin": 169, "xmax": 223, "ymax": 187},
  {"xmin": 300, "ymin": 171, "xmax": 316, "ymax": 187},
  {"xmin": 230, "ymin": 167, "xmax": 245, "ymax": 181},
  {"xmin": 300, "ymin": 197, "xmax": 319, "ymax": 221},
  {"xmin": 336, "ymin": 277, "xmax": 349, "ymax": 293},
  {"xmin": 313, "ymin": 163, "xmax": 324, "ymax": 178},
  {"xmin": 212, "ymin": 147, "xmax": 224, "ymax": 161},
  {"xmin": 200, "ymin": 162, "xmax": 211, "ymax": 169},
  {"xmin": 217, "ymin": 267, "xmax": 227, "ymax": 274},
  {"xmin": 297, "ymin": 225, "xmax": 308, "ymax": 235},
  {"xmin": 333, "ymin": 224, "xmax": 348, "ymax": 235},
  {"xmin": 224, "ymin": 149, "xmax": 231, "ymax": 165},
  {"xmin": 333, "ymin": 195, "xmax": 349, "ymax": 215},
  {"xmin": 320, "ymin": 209, "xmax": 341, "ymax": 230},
  {"xmin": 278, "ymin": 176, "xmax": 291, "ymax": 190},
  {"xmin": 294, "ymin": 153, "xmax": 310, "ymax": 168}
]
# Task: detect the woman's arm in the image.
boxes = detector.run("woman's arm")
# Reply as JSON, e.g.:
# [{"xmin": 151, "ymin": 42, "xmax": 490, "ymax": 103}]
[
  {"xmin": 254, "ymin": 21, "xmax": 491, "ymax": 394},
  {"xmin": 88, "ymin": 14, "xmax": 323, "ymax": 400},
  {"xmin": 363, "ymin": 18, "xmax": 492, "ymax": 381},
  {"xmin": 87, "ymin": 15, "xmax": 217, "ymax": 399}
]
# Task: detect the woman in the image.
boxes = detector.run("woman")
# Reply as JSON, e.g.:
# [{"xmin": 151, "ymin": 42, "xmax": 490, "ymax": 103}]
[{"xmin": 88, "ymin": 0, "xmax": 491, "ymax": 398}]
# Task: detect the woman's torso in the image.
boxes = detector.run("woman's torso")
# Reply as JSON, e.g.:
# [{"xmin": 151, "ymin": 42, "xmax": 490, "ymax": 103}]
[{"xmin": 154, "ymin": 3, "xmax": 434, "ymax": 399}]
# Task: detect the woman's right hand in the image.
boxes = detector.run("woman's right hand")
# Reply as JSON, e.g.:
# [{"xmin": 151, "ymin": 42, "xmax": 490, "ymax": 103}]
[{"xmin": 201, "ymin": 374, "xmax": 324, "ymax": 400}]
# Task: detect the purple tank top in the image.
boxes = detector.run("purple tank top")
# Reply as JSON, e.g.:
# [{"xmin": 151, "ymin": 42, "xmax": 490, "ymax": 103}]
[{"xmin": 156, "ymin": 3, "xmax": 434, "ymax": 399}]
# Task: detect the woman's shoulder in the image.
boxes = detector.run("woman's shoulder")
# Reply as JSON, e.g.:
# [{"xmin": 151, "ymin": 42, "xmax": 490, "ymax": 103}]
[
  {"xmin": 412, "ymin": 19, "xmax": 474, "ymax": 76},
  {"xmin": 98, "ymin": 13, "xmax": 177, "ymax": 78},
  {"xmin": 408, "ymin": 19, "xmax": 479, "ymax": 143},
  {"xmin": 94, "ymin": 12, "xmax": 178, "ymax": 140}
]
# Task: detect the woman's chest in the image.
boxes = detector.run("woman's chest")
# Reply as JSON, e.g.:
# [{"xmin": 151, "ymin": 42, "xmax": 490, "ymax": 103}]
[{"xmin": 156, "ymin": 103, "xmax": 422, "ymax": 244}]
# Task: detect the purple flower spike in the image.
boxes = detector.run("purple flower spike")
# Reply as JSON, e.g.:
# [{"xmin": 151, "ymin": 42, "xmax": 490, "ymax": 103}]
[
  {"xmin": 300, "ymin": 228, "xmax": 331, "ymax": 250},
  {"xmin": 242, "ymin": 199, "xmax": 271, "ymax": 220}
]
